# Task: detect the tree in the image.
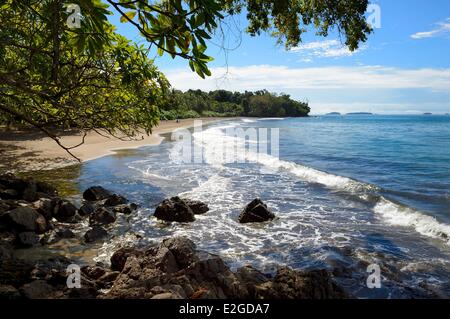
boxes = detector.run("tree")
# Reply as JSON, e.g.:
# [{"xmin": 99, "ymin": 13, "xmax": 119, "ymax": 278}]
[{"xmin": 0, "ymin": 0, "xmax": 371, "ymax": 158}]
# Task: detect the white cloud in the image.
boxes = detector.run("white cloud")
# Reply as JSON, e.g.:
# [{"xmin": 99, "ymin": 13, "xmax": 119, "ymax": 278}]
[
  {"xmin": 289, "ymin": 40, "xmax": 362, "ymax": 59},
  {"xmin": 411, "ymin": 18, "xmax": 450, "ymax": 39},
  {"xmin": 164, "ymin": 64, "xmax": 450, "ymax": 92}
]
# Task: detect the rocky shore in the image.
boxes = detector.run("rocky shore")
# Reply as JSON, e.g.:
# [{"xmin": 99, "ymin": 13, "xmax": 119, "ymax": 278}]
[{"xmin": 0, "ymin": 173, "xmax": 351, "ymax": 299}]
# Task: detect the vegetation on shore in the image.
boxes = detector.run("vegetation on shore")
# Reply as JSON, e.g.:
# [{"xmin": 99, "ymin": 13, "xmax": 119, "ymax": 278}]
[{"xmin": 159, "ymin": 89, "xmax": 310, "ymax": 119}]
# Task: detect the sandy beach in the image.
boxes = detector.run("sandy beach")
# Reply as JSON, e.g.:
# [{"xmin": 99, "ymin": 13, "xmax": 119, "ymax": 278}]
[{"xmin": 0, "ymin": 118, "xmax": 225, "ymax": 173}]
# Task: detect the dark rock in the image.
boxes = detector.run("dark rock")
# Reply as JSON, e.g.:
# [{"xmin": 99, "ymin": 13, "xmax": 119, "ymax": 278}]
[
  {"xmin": 16, "ymin": 232, "xmax": 40, "ymax": 247},
  {"xmin": 53, "ymin": 200, "xmax": 78, "ymax": 223},
  {"xmin": 3, "ymin": 206, "xmax": 47, "ymax": 233},
  {"xmin": 161, "ymin": 237, "xmax": 198, "ymax": 269},
  {"xmin": 0, "ymin": 285, "xmax": 21, "ymax": 300},
  {"xmin": 113, "ymin": 204, "xmax": 136, "ymax": 215},
  {"xmin": 35, "ymin": 181, "xmax": 58, "ymax": 197},
  {"xmin": 0, "ymin": 174, "xmax": 28, "ymax": 193},
  {"xmin": 0, "ymin": 189, "xmax": 19, "ymax": 200},
  {"xmin": 22, "ymin": 182, "xmax": 38, "ymax": 202},
  {"xmin": 78, "ymin": 203, "xmax": 95, "ymax": 216},
  {"xmin": 104, "ymin": 194, "xmax": 128, "ymax": 206},
  {"xmin": 84, "ymin": 226, "xmax": 107, "ymax": 243},
  {"xmin": 154, "ymin": 196, "xmax": 195, "ymax": 223},
  {"xmin": 56, "ymin": 228, "xmax": 75, "ymax": 239},
  {"xmin": 82, "ymin": 265, "xmax": 106, "ymax": 280},
  {"xmin": 110, "ymin": 247, "xmax": 142, "ymax": 272},
  {"xmin": 89, "ymin": 207, "xmax": 116, "ymax": 226},
  {"xmin": 19, "ymin": 280, "xmax": 58, "ymax": 299},
  {"xmin": 183, "ymin": 199, "xmax": 209, "ymax": 215},
  {"xmin": 32, "ymin": 198, "xmax": 54, "ymax": 220},
  {"xmin": 238, "ymin": 198, "xmax": 275, "ymax": 223},
  {"xmin": 83, "ymin": 186, "xmax": 112, "ymax": 201},
  {"xmin": 254, "ymin": 267, "xmax": 347, "ymax": 299},
  {"xmin": 97, "ymin": 271, "xmax": 120, "ymax": 287}
]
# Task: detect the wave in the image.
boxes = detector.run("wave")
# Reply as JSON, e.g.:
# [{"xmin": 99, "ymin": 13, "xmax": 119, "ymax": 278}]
[
  {"xmin": 241, "ymin": 119, "xmax": 257, "ymax": 123},
  {"xmin": 374, "ymin": 198, "xmax": 450, "ymax": 242},
  {"xmin": 192, "ymin": 123, "xmax": 450, "ymax": 244}
]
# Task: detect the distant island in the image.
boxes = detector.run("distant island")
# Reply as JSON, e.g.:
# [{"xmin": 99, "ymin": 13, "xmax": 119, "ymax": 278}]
[
  {"xmin": 423, "ymin": 112, "xmax": 432, "ymax": 115},
  {"xmin": 346, "ymin": 112, "xmax": 373, "ymax": 115},
  {"xmin": 325, "ymin": 112, "xmax": 342, "ymax": 116}
]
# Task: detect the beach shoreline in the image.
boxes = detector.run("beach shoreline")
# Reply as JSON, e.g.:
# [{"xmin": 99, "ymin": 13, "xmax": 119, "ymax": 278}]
[{"xmin": 0, "ymin": 117, "xmax": 231, "ymax": 173}]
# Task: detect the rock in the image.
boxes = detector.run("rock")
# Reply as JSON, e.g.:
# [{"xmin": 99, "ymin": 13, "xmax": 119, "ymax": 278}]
[
  {"xmin": 40, "ymin": 227, "xmax": 75, "ymax": 245},
  {"xmin": 97, "ymin": 271, "xmax": 120, "ymax": 288},
  {"xmin": 3, "ymin": 206, "xmax": 47, "ymax": 233},
  {"xmin": 0, "ymin": 188, "xmax": 19, "ymax": 200},
  {"xmin": 104, "ymin": 194, "xmax": 128, "ymax": 206},
  {"xmin": 83, "ymin": 186, "xmax": 112, "ymax": 201},
  {"xmin": 238, "ymin": 198, "xmax": 275, "ymax": 223},
  {"xmin": 113, "ymin": 204, "xmax": 136, "ymax": 215},
  {"xmin": 0, "ymin": 174, "xmax": 28, "ymax": 194},
  {"xmin": 32, "ymin": 198, "xmax": 54, "ymax": 220},
  {"xmin": 82, "ymin": 265, "xmax": 106, "ymax": 280},
  {"xmin": 78, "ymin": 203, "xmax": 95, "ymax": 216},
  {"xmin": 84, "ymin": 226, "xmax": 107, "ymax": 243},
  {"xmin": 236, "ymin": 265, "xmax": 270, "ymax": 296},
  {"xmin": 161, "ymin": 237, "xmax": 198, "ymax": 269},
  {"xmin": 89, "ymin": 207, "xmax": 116, "ymax": 226},
  {"xmin": 16, "ymin": 232, "xmax": 40, "ymax": 247},
  {"xmin": 183, "ymin": 199, "xmax": 209, "ymax": 215},
  {"xmin": 56, "ymin": 228, "xmax": 75, "ymax": 239},
  {"xmin": 35, "ymin": 181, "xmax": 58, "ymax": 197},
  {"xmin": 154, "ymin": 196, "xmax": 195, "ymax": 223},
  {"xmin": 19, "ymin": 280, "xmax": 57, "ymax": 299},
  {"xmin": 22, "ymin": 182, "xmax": 38, "ymax": 202},
  {"xmin": 0, "ymin": 285, "xmax": 21, "ymax": 299},
  {"xmin": 254, "ymin": 267, "xmax": 347, "ymax": 299},
  {"xmin": 110, "ymin": 247, "xmax": 142, "ymax": 272},
  {"xmin": 53, "ymin": 200, "xmax": 78, "ymax": 223},
  {"xmin": 151, "ymin": 292, "xmax": 181, "ymax": 299}
]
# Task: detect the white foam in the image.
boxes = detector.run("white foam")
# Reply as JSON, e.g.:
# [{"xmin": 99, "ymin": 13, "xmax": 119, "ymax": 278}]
[
  {"xmin": 374, "ymin": 198, "xmax": 450, "ymax": 243},
  {"xmin": 242, "ymin": 119, "xmax": 257, "ymax": 123}
]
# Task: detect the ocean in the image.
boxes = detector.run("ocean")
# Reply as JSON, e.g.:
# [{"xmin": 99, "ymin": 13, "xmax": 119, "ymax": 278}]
[{"xmin": 76, "ymin": 115, "xmax": 450, "ymax": 298}]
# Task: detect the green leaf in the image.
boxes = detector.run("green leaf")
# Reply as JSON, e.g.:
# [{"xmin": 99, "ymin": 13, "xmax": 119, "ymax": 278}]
[{"xmin": 120, "ymin": 11, "xmax": 136, "ymax": 23}]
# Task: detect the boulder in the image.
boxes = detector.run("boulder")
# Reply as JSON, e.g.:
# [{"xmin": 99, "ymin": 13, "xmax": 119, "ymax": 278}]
[
  {"xmin": 3, "ymin": 206, "xmax": 47, "ymax": 233},
  {"xmin": 113, "ymin": 204, "xmax": 136, "ymax": 215},
  {"xmin": 154, "ymin": 196, "xmax": 195, "ymax": 223},
  {"xmin": 183, "ymin": 199, "xmax": 209, "ymax": 215},
  {"xmin": 104, "ymin": 194, "xmax": 128, "ymax": 207},
  {"xmin": 89, "ymin": 207, "xmax": 116, "ymax": 226},
  {"xmin": 0, "ymin": 188, "xmax": 19, "ymax": 200},
  {"xmin": 78, "ymin": 203, "xmax": 95, "ymax": 216},
  {"xmin": 161, "ymin": 237, "xmax": 198, "ymax": 269},
  {"xmin": 32, "ymin": 198, "xmax": 54, "ymax": 220},
  {"xmin": 254, "ymin": 267, "xmax": 347, "ymax": 299},
  {"xmin": 16, "ymin": 232, "xmax": 40, "ymax": 247},
  {"xmin": 56, "ymin": 228, "xmax": 75, "ymax": 239},
  {"xmin": 53, "ymin": 200, "xmax": 78, "ymax": 223},
  {"xmin": 83, "ymin": 186, "xmax": 112, "ymax": 201},
  {"xmin": 84, "ymin": 226, "xmax": 108, "ymax": 243},
  {"xmin": 238, "ymin": 198, "xmax": 275, "ymax": 223},
  {"xmin": 0, "ymin": 285, "xmax": 21, "ymax": 300},
  {"xmin": 110, "ymin": 247, "xmax": 143, "ymax": 272},
  {"xmin": 19, "ymin": 280, "xmax": 57, "ymax": 299}
]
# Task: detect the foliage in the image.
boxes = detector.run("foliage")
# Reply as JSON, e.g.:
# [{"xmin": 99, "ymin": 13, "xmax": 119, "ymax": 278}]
[
  {"xmin": 160, "ymin": 89, "xmax": 310, "ymax": 118},
  {"xmin": 0, "ymin": 0, "xmax": 371, "ymax": 158}
]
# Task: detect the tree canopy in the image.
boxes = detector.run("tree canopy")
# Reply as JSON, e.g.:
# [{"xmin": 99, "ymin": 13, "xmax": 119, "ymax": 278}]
[
  {"xmin": 159, "ymin": 89, "xmax": 310, "ymax": 119},
  {"xmin": 0, "ymin": 0, "xmax": 372, "ymax": 158}
]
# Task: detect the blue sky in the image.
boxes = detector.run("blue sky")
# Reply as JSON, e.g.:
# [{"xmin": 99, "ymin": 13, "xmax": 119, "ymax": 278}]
[{"xmin": 110, "ymin": 0, "xmax": 450, "ymax": 114}]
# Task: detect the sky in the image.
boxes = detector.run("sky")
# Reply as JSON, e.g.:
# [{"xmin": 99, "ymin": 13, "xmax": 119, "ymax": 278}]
[{"xmin": 110, "ymin": 0, "xmax": 450, "ymax": 115}]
